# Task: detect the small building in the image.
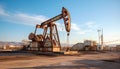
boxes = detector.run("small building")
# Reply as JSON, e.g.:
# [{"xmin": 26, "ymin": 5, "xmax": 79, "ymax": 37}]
[
  {"xmin": 71, "ymin": 40, "xmax": 97, "ymax": 51},
  {"xmin": 103, "ymin": 46, "xmax": 111, "ymax": 51},
  {"xmin": 116, "ymin": 45, "xmax": 120, "ymax": 51},
  {"xmin": 84, "ymin": 40, "xmax": 97, "ymax": 51}
]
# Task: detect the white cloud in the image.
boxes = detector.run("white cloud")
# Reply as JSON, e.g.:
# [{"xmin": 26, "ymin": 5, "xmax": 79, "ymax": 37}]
[
  {"xmin": 56, "ymin": 22, "xmax": 87, "ymax": 35},
  {"xmin": 70, "ymin": 21, "xmax": 97, "ymax": 35},
  {"xmin": 56, "ymin": 23, "xmax": 81, "ymax": 32},
  {"xmin": 0, "ymin": 6, "xmax": 9, "ymax": 16},
  {"xmin": 71, "ymin": 23, "xmax": 80, "ymax": 31},
  {"xmin": 77, "ymin": 31, "xmax": 86, "ymax": 35},
  {"xmin": 8, "ymin": 13, "xmax": 48, "ymax": 26},
  {"xmin": 104, "ymin": 35, "xmax": 120, "ymax": 44},
  {"xmin": 76, "ymin": 29, "xmax": 92, "ymax": 35},
  {"xmin": 0, "ymin": 6, "xmax": 96, "ymax": 35},
  {"xmin": 0, "ymin": 6, "xmax": 48, "ymax": 26},
  {"xmin": 56, "ymin": 23, "xmax": 65, "ymax": 31},
  {"xmin": 71, "ymin": 23, "xmax": 87, "ymax": 35},
  {"xmin": 85, "ymin": 21, "xmax": 95, "ymax": 28}
]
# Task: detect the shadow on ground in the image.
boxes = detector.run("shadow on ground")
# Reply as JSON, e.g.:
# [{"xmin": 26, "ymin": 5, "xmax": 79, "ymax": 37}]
[{"xmin": 11, "ymin": 59, "xmax": 120, "ymax": 69}]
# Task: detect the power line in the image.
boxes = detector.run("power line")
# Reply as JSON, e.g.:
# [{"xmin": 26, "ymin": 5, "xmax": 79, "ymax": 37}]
[{"xmin": 104, "ymin": 39, "xmax": 120, "ymax": 44}]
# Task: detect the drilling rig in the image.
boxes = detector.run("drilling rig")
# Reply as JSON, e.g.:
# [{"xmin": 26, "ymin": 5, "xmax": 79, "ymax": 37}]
[{"xmin": 28, "ymin": 7, "xmax": 71, "ymax": 52}]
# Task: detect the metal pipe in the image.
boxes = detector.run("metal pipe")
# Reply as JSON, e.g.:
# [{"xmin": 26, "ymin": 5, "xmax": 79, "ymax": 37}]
[{"xmin": 41, "ymin": 14, "xmax": 63, "ymax": 27}]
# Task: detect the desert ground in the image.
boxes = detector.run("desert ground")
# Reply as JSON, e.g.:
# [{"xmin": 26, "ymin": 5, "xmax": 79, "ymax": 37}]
[{"xmin": 0, "ymin": 51, "xmax": 120, "ymax": 69}]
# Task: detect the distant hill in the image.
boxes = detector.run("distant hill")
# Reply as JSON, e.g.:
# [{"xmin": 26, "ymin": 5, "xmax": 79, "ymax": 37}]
[
  {"xmin": 0, "ymin": 41, "xmax": 23, "ymax": 46},
  {"xmin": 61, "ymin": 43, "xmax": 74, "ymax": 47},
  {"xmin": 0, "ymin": 41, "xmax": 74, "ymax": 47}
]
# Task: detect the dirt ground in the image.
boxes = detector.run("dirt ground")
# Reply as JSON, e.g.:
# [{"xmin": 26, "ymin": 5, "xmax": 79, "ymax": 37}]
[{"xmin": 0, "ymin": 51, "xmax": 120, "ymax": 69}]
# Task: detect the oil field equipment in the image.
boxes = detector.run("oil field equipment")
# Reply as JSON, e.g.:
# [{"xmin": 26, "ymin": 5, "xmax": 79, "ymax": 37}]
[{"xmin": 28, "ymin": 7, "xmax": 71, "ymax": 52}]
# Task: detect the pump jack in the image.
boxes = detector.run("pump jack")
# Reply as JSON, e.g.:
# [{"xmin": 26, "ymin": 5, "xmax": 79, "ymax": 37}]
[{"xmin": 28, "ymin": 7, "xmax": 71, "ymax": 52}]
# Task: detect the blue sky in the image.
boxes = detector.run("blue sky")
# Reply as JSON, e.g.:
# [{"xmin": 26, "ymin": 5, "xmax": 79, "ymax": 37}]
[{"xmin": 0, "ymin": 0, "xmax": 120, "ymax": 44}]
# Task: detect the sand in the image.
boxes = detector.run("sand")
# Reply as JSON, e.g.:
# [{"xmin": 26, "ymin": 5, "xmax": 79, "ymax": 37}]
[{"xmin": 0, "ymin": 51, "xmax": 119, "ymax": 69}]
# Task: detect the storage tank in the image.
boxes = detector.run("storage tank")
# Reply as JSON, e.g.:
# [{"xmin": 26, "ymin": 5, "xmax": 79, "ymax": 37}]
[
  {"xmin": 84, "ymin": 40, "xmax": 93, "ymax": 46},
  {"xmin": 71, "ymin": 43, "xmax": 84, "ymax": 51}
]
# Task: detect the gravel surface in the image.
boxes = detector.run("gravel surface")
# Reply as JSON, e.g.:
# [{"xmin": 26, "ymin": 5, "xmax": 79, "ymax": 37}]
[{"xmin": 0, "ymin": 51, "xmax": 119, "ymax": 69}]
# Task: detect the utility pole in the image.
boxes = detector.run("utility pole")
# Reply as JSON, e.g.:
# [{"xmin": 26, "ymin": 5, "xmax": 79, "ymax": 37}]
[
  {"xmin": 98, "ymin": 29, "xmax": 101, "ymax": 50},
  {"xmin": 101, "ymin": 29, "xmax": 104, "ymax": 50}
]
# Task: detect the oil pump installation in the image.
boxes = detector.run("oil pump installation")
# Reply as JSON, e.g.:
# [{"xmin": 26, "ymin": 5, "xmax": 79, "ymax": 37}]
[
  {"xmin": 27, "ymin": 7, "xmax": 76, "ymax": 54},
  {"xmin": 0, "ymin": 1, "xmax": 120, "ymax": 69}
]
